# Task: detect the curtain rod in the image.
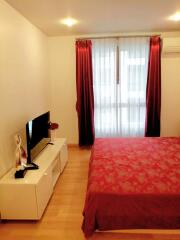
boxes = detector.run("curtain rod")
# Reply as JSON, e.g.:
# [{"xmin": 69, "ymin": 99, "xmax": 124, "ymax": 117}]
[{"xmin": 76, "ymin": 34, "xmax": 161, "ymax": 40}]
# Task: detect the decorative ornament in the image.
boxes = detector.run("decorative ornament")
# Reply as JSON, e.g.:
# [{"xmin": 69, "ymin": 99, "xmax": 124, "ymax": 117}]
[
  {"xmin": 49, "ymin": 122, "xmax": 59, "ymax": 130},
  {"xmin": 49, "ymin": 122, "xmax": 59, "ymax": 143},
  {"xmin": 14, "ymin": 134, "xmax": 27, "ymax": 170}
]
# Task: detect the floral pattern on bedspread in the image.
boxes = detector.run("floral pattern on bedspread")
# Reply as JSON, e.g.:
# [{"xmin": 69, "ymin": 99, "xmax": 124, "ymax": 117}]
[
  {"xmin": 89, "ymin": 137, "xmax": 180, "ymax": 194},
  {"xmin": 82, "ymin": 137, "xmax": 180, "ymax": 237}
]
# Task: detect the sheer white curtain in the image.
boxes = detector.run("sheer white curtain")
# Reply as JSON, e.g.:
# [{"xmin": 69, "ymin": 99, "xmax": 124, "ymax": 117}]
[{"xmin": 92, "ymin": 37, "xmax": 149, "ymax": 137}]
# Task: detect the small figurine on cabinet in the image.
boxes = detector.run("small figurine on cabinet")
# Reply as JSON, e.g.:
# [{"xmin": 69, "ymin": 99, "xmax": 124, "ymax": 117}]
[
  {"xmin": 14, "ymin": 134, "xmax": 27, "ymax": 178},
  {"xmin": 14, "ymin": 134, "xmax": 27, "ymax": 170}
]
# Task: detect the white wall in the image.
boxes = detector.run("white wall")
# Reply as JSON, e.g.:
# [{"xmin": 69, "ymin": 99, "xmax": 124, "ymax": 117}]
[
  {"xmin": 48, "ymin": 32, "xmax": 180, "ymax": 143},
  {"xmin": 48, "ymin": 36, "xmax": 78, "ymax": 144},
  {"xmin": 161, "ymin": 51, "xmax": 180, "ymax": 136},
  {"xmin": 0, "ymin": 1, "xmax": 50, "ymax": 177}
]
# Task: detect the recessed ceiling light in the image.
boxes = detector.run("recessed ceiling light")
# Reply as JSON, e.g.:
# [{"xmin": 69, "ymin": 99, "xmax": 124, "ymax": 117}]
[
  {"xmin": 169, "ymin": 12, "xmax": 180, "ymax": 21},
  {"xmin": 61, "ymin": 18, "xmax": 78, "ymax": 27}
]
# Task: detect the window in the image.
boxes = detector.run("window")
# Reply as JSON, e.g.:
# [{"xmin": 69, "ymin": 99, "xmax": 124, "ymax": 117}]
[{"xmin": 92, "ymin": 37, "xmax": 149, "ymax": 137}]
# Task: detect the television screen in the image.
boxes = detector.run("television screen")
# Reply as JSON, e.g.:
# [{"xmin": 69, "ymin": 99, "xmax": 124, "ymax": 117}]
[{"xmin": 26, "ymin": 111, "xmax": 51, "ymax": 163}]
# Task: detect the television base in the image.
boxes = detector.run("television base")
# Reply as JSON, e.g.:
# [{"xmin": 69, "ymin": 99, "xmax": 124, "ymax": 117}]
[{"xmin": 25, "ymin": 162, "xmax": 39, "ymax": 170}]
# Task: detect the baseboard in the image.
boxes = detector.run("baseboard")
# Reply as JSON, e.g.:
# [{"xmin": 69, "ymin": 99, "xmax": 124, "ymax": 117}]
[
  {"xmin": 67, "ymin": 143, "xmax": 79, "ymax": 147},
  {"xmin": 67, "ymin": 144, "xmax": 93, "ymax": 150}
]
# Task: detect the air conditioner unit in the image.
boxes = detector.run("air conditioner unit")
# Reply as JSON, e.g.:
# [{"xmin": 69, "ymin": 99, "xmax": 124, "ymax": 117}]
[{"xmin": 162, "ymin": 38, "xmax": 180, "ymax": 53}]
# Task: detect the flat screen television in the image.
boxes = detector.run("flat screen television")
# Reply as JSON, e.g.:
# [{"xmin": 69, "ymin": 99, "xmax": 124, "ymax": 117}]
[{"xmin": 26, "ymin": 111, "xmax": 51, "ymax": 164}]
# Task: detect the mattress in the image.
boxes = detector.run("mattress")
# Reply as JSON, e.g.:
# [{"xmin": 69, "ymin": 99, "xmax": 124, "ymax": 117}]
[{"xmin": 82, "ymin": 137, "xmax": 180, "ymax": 237}]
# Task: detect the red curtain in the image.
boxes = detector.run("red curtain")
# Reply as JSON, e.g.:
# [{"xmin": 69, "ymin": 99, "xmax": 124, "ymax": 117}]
[
  {"xmin": 145, "ymin": 36, "xmax": 161, "ymax": 137},
  {"xmin": 76, "ymin": 40, "xmax": 95, "ymax": 146}
]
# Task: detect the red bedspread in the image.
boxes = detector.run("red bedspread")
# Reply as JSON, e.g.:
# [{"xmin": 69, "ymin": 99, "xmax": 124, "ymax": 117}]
[{"xmin": 82, "ymin": 138, "xmax": 180, "ymax": 237}]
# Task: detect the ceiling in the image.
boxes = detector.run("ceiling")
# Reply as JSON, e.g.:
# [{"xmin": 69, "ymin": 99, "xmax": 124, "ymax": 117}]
[{"xmin": 5, "ymin": 0, "xmax": 180, "ymax": 36}]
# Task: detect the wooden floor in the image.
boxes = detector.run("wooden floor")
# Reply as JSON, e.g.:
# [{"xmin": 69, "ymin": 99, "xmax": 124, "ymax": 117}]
[{"xmin": 0, "ymin": 147, "xmax": 180, "ymax": 240}]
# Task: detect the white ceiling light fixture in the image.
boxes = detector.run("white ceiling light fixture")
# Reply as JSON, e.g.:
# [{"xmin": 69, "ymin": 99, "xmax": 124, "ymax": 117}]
[
  {"xmin": 168, "ymin": 12, "xmax": 180, "ymax": 21},
  {"xmin": 61, "ymin": 18, "xmax": 78, "ymax": 27}
]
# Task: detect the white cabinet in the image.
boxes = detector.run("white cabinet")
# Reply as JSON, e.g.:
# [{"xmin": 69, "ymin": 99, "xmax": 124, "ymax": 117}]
[{"xmin": 0, "ymin": 138, "xmax": 68, "ymax": 220}]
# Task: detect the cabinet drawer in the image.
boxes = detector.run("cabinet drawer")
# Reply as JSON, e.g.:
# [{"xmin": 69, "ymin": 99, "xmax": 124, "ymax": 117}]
[
  {"xmin": 52, "ymin": 153, "xmax": 61, "ymax": 187},
  {"xmin": 0, "ymin": 184, "xmax": 37, "ymax": 219},
  {"xmin": 36, "ymin": 167, "xmax": 53, "ymax": 219},
  {"xmin": 60, "ymin": 143, "xmax": 68, "ymax": 173}
]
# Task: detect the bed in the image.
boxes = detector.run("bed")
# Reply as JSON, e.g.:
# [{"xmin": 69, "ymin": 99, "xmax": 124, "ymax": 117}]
[{"xmin": 82, "ymin": 137, "xmax": 180, "ymax": 238}]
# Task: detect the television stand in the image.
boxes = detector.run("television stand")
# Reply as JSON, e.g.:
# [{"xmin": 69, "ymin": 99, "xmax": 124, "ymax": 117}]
[{"xmin": 0, "ymin": 138, "xmax": 68, "ymax": 220}]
